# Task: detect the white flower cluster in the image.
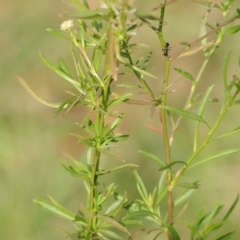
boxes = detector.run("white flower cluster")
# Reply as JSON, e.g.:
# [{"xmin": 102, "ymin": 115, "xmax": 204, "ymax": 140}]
[{"xmin": 60, "ymin": 19, "xmax": 74, "ymax": 32}]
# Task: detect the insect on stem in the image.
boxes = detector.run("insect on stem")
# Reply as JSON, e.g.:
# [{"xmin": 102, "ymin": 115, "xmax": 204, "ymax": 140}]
[{"xmin": 163, "ymin": 42, "xmax": 170, "ymax": 56}]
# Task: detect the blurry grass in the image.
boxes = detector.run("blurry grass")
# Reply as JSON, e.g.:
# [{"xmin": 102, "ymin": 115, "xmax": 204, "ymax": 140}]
[{"xmin": 1, "ymin": 0, "xmax": 240, "ymax": 239}]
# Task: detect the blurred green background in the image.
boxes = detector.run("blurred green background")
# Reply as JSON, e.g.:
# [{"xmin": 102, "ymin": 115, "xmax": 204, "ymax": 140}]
[{"xmin": 1, "ymin": 0, "xmax": 240, "ymax": 239}]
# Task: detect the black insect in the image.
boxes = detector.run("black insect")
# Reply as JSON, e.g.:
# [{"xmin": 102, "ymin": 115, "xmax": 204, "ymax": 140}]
[{"xmin": 163, "ymin": 42, "xmax": 170, "ymax": 56}]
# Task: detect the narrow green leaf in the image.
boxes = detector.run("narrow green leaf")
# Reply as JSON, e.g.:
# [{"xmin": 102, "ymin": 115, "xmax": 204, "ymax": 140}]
[
  {"xmin": 156, "ymin": 171, "xmax": 167, "ymax": 206},
  {"xmin": 234, "ymin": 99, "xmax": 240, "ymax": 104},
  {"xmin": 99, "ymin": 149, "xmax": 125, "ymax": 162},
  {"xmin": 93, "ymin": 49, "xmax": 103, "ymax": 72},
  {"xmin": 57, "ymin": 148, "xmax": 89, "ymax": 172},
  {"xmin": 201, "ymin": 201, "xmax": 223, "ymax": 230},
  {"xmin": 177, "ymin": 182, "xmax": 201, "ymax": 189},
  {"xmin": 133, "ymin": 170, "xmax": 148, "ymax": 202},
  {"xmin": 97, "ymin": 164, "xmax": 139, "ymax": 175},
  {"xmin": 135, "ymin": 11, "xmax": 160, "ymax": 20},
  {"xmin": 39, "ymin": 52, "xmax": 85, "ymax": 93},
  {"xmin": 58, "ymin": 58, "xmax": 74, "ymax": 78},
  {"xmin": 109, "ymin": 113, "xmax": 125, "ymax": 132},
  {"xmin": 71, "ymin": 133, "xmax": 95, "ymax": 147},
  {"xmin": 174, "ymin": 181, "xmax": 200, "ymax": 207},
  {"xmin": 115, "ymin": 83, "xmax": 142, "ymax": 88},
  {"xmin": 192, "ymin": 207, "xmax": 205, "ymax": 230},
  {"xmin": 98, "ymin": 229, "xmax": 122, "ymax": 239},
  {"xmin": 99, "ymin": 215, "xmax": 130, "ymax": 235},
  {"xmin": 158, "ymin": 161, "xmax": 186, "ymax": 171},
  {"xmin": 98, "ymin": 183, "xmax": 115, "ymax": 206},
  {"xmin": 60, "ymin": 163, "xmax": 89, "ymax": 179},
  {"xmin": 174, "ymin": 68, "xmax": 194, "ymax": 81},
  {"xmin": 71, "ymin": 46, "xmax": 85, "ymax": 82},
  {"xmin": 56, "ymin": 95, "xmax": 78, "ymax": 115},
  {"xmin": 213, "ymin": 126, "xmax": 240, "ymax": 140},
  {"xmin": 223, "ymin": 51, "xmax": 232, "ymax": 99},
  {"xmin": 122, "ymin": 210, "xmax": 156, "ymax": 220},
  {"xmin": 46, "ymin": 28, "xmax": 70, "ymax": 40},
  {"xmin": 125, "ymin": 63, "xmax": 157, "ymax": 79},
  {"xmin": 222, "ymin": 194, "xmax": 239, "ymax": 221},
  {"xmin": 226, "ymin": 25, "xmax": 240, "ymax": 35},
  {"xmin": 110, "ymin": 134, "xmax": 129, "ymax": 142},
  {"xmin": 193, "ymin": 85, "xmax": 214, "ymax": 151},
  {"xmin": 165, "ymin": 224, "xmax": 180, "ymax": 240},
  {"xmin": 139, "ymin": 150, "xmax": 165, "ymax": 166},
  {"xmin": 120, "ymin": 219, "xmax": 142, "ymax": 226},
  {"xmin": 33, "ymin": 198, "xmax": 75, "ymax": 220},
  {"xmin": 78, "ymin": 124, "xmax": 95, "ymax": 137},
  {"xmin": 105, "ymin": 192, "xmax": 127, "ymax": 217},
  {"xmin": 108, "ymin": 93, "xmax": 133, "ymax": 108},
  {"xmin": 16, "ymin": 75, "xmax": 63, "ymax": 108},
  {"xmin": 123, "ymin": 99, "xmax": 151, "ymax": 105},
  {"xmin": 216, "ymin": 231, "xmax": 235, "ymax": 240},
  {"xmin": 189, "ymin": 149, "xmax": 240, "ymax": 169},
  {"xmin": 158, "ymin": 105, "xmax": 209, "ymax": 126}
]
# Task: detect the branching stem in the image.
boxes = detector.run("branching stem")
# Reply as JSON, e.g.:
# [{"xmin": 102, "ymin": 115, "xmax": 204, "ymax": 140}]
[{"xmin": 158, "ymin": 1, "xmax": 173, "ymax": 239}]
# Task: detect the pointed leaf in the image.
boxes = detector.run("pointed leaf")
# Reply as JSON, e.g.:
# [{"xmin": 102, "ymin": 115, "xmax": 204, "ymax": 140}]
[
  {"xmin": 189, "ymin": 149, "xmax": 240, "ymax": 169},
  {"xmin": 125, "ymin": 63, "xmax": 157, "ymax": 79},
  {"xmin": 99, "ymin": 215, "xmax": 130, "ymax": 235},
  {"xmin": 58, "ymin": 58, "xmax": 74, "ymax": 78},
  {"xmin": 133, "ymin": 170, "xmax": 148, "ymax": 202},
  {"xmin": 223, "ymin": 51, "xmax": 232, "ymax": 99},
  {"xmin": 158, "ymin": 105, "xmax": 209, "ymax": 126},
  {"xmin": 139, "ymin": 150, "xmax": 165, "ymax": 166},
  {"xmin": 108, "ymin": 93, "xmax": 133, "ymax": 108},
  {"xmin": 57, "ymin": 148, "xmax": 89, "ymax": 173},
  {"xmin": 165, "ymin": 224, "xmax": 180, "ymax": 240},
  {"xmin": 226, "ymin": 25, "xmax": 240, "ymax": 35},
  {"xmin": 109, "ymin": 113, "xmax": 125, "ymax": 132},
  {"xmin": 214, "ymin": 126, "xmax": 240, "ymax": 140},
  {"xmin": 56, "ymin": 95, "xmax": 78, "ymax": 115},
  {"xmin": 193, "ymin": 85, "xmax": 214, "ymax": 151},
  {"xmin": 105, "ymin": 192, "xmax": 127, "ymax": 217},
  {"xmin": 158, "ymin": 161, "xmax": 186, "ymax": 171},
  {"xmin": 123, "ymin": 210, "xmax": 156, "ymax": 220},
  {"xmin": 174, "ymin": 68, "xmax": 194, "ymax": 81},
  {"xmin": 177, "ymin": 41, "xmax": 217, "ymax": 58},
  {"xmin": 115, "ymin": 84, "xmax": 142, "ymax": 88},
  {"xmin": 216, "ymin": 231, "xmax": 235, "ymax": 240},
  {"xmin": 98, "ymin": 229, "xmax": 122, "ymax": 239},
  {"xmin": 99, "ymin": 149, "xmax": 125, "ymax": 162},
  {"xmin": 156, "ymin": 171, "xmax": 167, "ymax": 205},
  {"xmin": 201, "ymin": 201, "xmax": 223, "ymax": 230},
  {"xmin": 98, "ymin": 183, "xmax": 115, "ymax": 206},
  {"xmin": 39, "ymin": 52, "xmax": 85, "ymax": 93},
  {"xmin": 222, "ymin": 194, "xmax": 239, "ymax": 221},
  {"xmin": 33, "ymin": 198, "xmax": 75, "ymax": 220},
  {"xmin": 174, "ymin": 181, "xmax": 200, "ymax": 207},
  {"xmin": 177, "ymin": 182, "xmax": 201, "ymax": 189},
  {"xmin": 97, "ymin": 164, "xmax": 139, "ymax": 175},
  {"xmin": 16, "ymin": 75, "xmax": 63, "ymax": 108}
]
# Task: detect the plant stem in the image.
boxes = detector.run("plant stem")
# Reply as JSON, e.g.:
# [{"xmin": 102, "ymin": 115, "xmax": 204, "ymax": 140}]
[
  {"xmin": 171, "ymin": 88, "xmax": 240, "ymax": 189},
  {"xmin": 87, "ymin": 148, "xmax": 100, "ymax": 237},
  {"xmin": 158, "ymin": 1, "xmax": 173, "ymax": 239},
  {"xmin": 170, "ymin": 15, "xmax": 239, "ymax": 61}
]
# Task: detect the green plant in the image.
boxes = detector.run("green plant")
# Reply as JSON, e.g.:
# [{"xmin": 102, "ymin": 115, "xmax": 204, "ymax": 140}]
[{"xmin": 16, "ymin": 0, "xmax": 240, "ymax": 239}]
